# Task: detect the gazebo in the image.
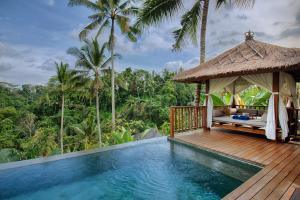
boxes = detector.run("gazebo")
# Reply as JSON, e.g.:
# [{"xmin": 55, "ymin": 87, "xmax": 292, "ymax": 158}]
[{"xmin": 170, "ymin": 31, "xmax": 300, "ymax": 142}]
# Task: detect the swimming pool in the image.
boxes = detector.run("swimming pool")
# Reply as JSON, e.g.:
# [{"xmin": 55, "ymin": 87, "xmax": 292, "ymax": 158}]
[{"xmin": 0, "ymin": 137, "xmax": 261, "ymax": 200}]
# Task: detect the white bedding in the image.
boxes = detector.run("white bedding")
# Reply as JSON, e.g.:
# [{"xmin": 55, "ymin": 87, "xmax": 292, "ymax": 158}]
[{"xmin": 213, "ymin": 116, "xmax": 266, "ymax": 128}]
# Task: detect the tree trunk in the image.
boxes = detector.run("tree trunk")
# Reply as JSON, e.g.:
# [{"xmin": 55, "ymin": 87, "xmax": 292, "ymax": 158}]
[
  {"xmin": 195, "ymin": 0, "xmax": 210, "ymax": 106},
  {"xmin": 60, "ymin": 93, "xmax": 65, "ymax": 154},
  {"xmin": 111, "ymin": 18, "xmax": 116, "ymax": 132},
  {"xmin": 95, "ymin": 90, "xmax": 102, "ymax": 147}
]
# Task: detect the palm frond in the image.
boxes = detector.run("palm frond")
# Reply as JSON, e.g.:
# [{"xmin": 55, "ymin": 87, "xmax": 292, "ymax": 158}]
[
  {"xmin": 79, "ymin": 20, "xmax": 100, "ymax": 41},
  {"xmin": 135, "ymin": 0, "xmax": 183, "ymax": 30},
  {"xmin": 172, "ymin": 0, "xmax": 202, "ymax": 51},
  {"xmin": 116, "ymin": 15, "xmax": 130, "ymax": 33},
  {"xmin": 68, "ymin": 0, "xmax": 99, "ymax": 10},
  {"xmin": 216, "ymin": 0, "xmax": 255, "ymax": 9},
  {"xmin": 101, "ymin": 53, "xmax": 121, "ymax": 69},
  {"xmin": 95, "ymin": 18, "xmax": 110, "ymax": 39}
]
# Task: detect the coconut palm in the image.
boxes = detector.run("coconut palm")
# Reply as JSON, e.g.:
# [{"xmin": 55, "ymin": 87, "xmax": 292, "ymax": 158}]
[
  {"xmin": 54, "ymin": 62, "xmax": 79, "ymax": 154},
  {"xmin": 68, "ymin": 39, "xmax": 119, "ymax": 147},
  {"xmin": 68, "ymin": 0, "xmax": 139, "ymax": 131},
  {"xmin": 136, "ymin": 0, "xmax": 254, "ymax": 105}
]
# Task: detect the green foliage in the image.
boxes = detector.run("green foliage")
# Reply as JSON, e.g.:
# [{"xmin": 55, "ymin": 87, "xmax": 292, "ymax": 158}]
[
  {"xmin": 0, "ymin": 68, "xmax": 195, "ymax": 163},
  {"xmin": 21, "ymin": 128, "xmax": 58, "ymax": 158},
  {"xmin": 107, "ymin": 127, "xmax": 134, "ymax": 145},
  {"xmin": 239, "ymin": 86, "xmax": 271, "ymax": 106},
  {"xmin": 0, "ymin": 106, "xmax": 17, "ymax": 120},
  {"xmin": 211, "ymin": 94, "xmax": 225, "ymax": 106},
  {"xmin": 160, "ymin": 121, "xmax": 170, "ymax": 136},
  {"xmin": 0, "ymin": 149, "xmax": 19, "ymax": 163}
]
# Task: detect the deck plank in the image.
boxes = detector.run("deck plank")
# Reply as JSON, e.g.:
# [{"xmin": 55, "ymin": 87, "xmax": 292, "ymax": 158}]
[{"xmin": 173, "ymin": 129, "xmax": 300, "ymax": 200}]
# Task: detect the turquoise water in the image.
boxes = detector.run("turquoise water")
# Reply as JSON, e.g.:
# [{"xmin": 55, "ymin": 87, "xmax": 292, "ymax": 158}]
[{"xmin": 0, "ymin": 138, "xmax": 260, "ymax": 200}]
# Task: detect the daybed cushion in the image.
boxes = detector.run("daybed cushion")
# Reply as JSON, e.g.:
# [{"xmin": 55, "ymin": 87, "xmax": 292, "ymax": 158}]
[
  {"xmin": 213, "ymin": 116, "xmax": 266, "ymax": 128},
  {"xmin": 237, "ymin": 108, "xmax": 258, "ymax": 116},
  {"xmin": 213, "ymin": 109, "xmax": 224, "ymax": 117}
]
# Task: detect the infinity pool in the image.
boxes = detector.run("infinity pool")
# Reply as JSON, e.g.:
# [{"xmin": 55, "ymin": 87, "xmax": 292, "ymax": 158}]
[{"xmin": 0, "ymin": 137, "xmax": 260, "ymax": 200}]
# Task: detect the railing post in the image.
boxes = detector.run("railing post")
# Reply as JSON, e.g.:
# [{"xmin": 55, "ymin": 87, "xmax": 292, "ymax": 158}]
[
  {"xmin": 170, "ymin": 107, "xmax": 175, "ymax": 138},
  {"xmin": 202, "ymin": 106, "xmax": 206, "ymax": 129},
  {"xmin": 194, "ymin": 106, "xmax": 198, "ymax": 128}
]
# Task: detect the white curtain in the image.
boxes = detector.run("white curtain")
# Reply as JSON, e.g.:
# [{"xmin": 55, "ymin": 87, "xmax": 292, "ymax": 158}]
[
  {"xmin": 242, "ymin": 73, "xmax": 276, "ymax": 140},
  {"xmin": 226, "ymin": 78, "xmax": 251, "ymax": 105},
  {"xmin": 242, "ymin": 73, "xmax": 273, "ymax": 91},
  {"xmin": 242, "ymin": 73, "xmax": 290, "ymax": 140},
  {"xmin": 207, "ymin": 76, "xmax": 239, "ymax": 128},
  {"xmin": 280, "ymin": 72, "xmax": 298, "ymax": 109},
  {"xmin": 279, "ymin": 96, "xmax": 289, "ymax": 140}
]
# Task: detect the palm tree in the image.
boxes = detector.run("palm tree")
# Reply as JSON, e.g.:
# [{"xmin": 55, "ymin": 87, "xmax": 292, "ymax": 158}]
[
  {"xmin": 68, "ymin": 0, "xmax": 139, "ymax": 131},
  {"xmin": 136, "ymin": 0, "xmax": 254, "ymax": 105},
  {"xmin": 54, "ymin": 62, "xmax": 78, "ymax": 154},
  {"xmin": 68, "ymin": 39, "xmax": 118, "ymax": 147}
]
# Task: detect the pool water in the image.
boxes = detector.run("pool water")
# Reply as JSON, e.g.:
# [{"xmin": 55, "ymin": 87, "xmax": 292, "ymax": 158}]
[{"xmin": 0, "ymin": 137, "xmax": 260, "ymax": 200}]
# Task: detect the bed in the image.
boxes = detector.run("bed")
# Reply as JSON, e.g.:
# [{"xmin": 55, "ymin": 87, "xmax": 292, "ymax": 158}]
[
  {"xmin": 212, "ymin": 108, "xmax": 267, "ymax": 135},
  {"xmin": 213, "ymin": 116, "xmax": 266, "ymax": 128}
]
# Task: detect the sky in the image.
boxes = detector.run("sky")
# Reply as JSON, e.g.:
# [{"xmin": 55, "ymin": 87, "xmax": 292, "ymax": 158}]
[{"xmin": 0, "ymin": 0, "xmax": 299, "ymax": 85}]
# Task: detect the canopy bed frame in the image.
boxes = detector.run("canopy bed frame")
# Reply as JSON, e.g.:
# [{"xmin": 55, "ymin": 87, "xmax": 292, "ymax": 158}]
[{"xmin": 173, "ymin": 31, "xmax": 300, "ymax": 142}]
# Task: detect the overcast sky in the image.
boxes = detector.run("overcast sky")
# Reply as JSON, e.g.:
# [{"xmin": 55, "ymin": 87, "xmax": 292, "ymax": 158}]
[{"xmin": 0, "ymin": 0, "xmax": 299, "ymax": 85}]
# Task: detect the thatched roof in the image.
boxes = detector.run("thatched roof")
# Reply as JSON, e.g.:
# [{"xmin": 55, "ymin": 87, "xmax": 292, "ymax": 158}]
[{"xmin": 174, "ymin": 33, "xmax": 300, "ymax": 83}]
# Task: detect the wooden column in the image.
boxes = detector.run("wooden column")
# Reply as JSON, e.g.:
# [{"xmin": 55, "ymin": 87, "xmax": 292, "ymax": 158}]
[
  {"xmin": 203, "ymin": 80, "xmax": 209, "ymax": 130},
  {"xmin": 273, "ymin": 72, "xmax": 280, "ymax": 141},
  {"xmin": 231, "ymin": 80, "xmax": 236, "ymax": 108}
]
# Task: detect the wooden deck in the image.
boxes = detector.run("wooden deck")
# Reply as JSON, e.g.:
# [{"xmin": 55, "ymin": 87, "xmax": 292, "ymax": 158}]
[{"xmin": 172, "ymin": 129, "xmax": 300, "ymax": 200}]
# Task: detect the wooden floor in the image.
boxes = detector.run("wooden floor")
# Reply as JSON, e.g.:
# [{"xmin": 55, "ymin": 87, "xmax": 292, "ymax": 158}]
[{"xmin": 173, "ymin": 129, "xmax": 300, "ymax": 200}]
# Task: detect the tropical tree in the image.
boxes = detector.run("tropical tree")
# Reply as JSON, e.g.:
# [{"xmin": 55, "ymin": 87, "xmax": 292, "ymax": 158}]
[
  {"xmin": 53, "ymin": 62, "xmax": 79, "ymax": 154},
  {"xmin": 70, "ymin": 113, "xmax": 98, "ymax": 150},
  {"xmin": 68, "ymin": 0, "xmax": 139, "ymax": 131},
  {"xmin": 68, "ymin": 39, "xmax": 117, "ymax": 147},
  {"xmin": 136, "ymin": 0, "xmax": 254, "ymax": 105}
]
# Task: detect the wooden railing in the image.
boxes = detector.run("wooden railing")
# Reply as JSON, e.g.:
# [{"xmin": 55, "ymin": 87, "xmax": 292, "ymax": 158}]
[
  {"xmin": 169, "ymin": 106, "xmax": 203, "ymax": 137},
  {"xmin": 169, "ymin": 105, "xmax": 299, "ymax": 139}
]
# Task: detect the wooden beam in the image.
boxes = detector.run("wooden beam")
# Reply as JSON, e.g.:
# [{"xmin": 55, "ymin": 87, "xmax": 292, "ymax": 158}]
[{"xmin": 273, "ymin": 72, "xmax": 280, "ymax": 141}]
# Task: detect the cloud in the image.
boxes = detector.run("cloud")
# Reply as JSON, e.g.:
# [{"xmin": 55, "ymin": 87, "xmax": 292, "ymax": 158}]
[
  {"xmin": 296, "ymin": 8, "xmax": 300, "ymax": 25},
  {"xmin": 0, "ymin": 63, "xmax": 13, "ymax": 72},
  {"xmin": 37, "ymin": 59, "xmax": 56, "ymax": 72},
  {"xmin": 46, "ymin": 0, "xmax": 55, "ymax": 6},
  {"xmin": 0, "ymin": 42, "xmax": 73, "ymax": 85},
  {"xmin": 164, "ymin": 57, "xmax": 199, "ymax": 71},
  {"xmin": 280, "ymin": 27, "xmax": 300, "ymax": 38},
  {"xmin": 0, "ymin": 42, "xmax": 22, "ymax": 58},
  {"xmin": 237, "ymin": 14, "xmax": 248, "ymax": 20}
]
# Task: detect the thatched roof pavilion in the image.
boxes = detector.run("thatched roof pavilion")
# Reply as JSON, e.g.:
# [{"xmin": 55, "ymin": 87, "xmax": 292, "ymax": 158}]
[
  {"xmin": 174, "ymin": 32, "xmax": 300, "ymax": 83},
  {"xmin": 170, "ymin": 32, "xmax": 300, "ymax": 142}
]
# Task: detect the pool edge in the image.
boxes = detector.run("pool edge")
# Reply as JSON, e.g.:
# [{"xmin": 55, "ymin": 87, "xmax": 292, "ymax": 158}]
[{"xmin": 0, "ymin": 136, "xmax": 167, "ymax": 170}]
